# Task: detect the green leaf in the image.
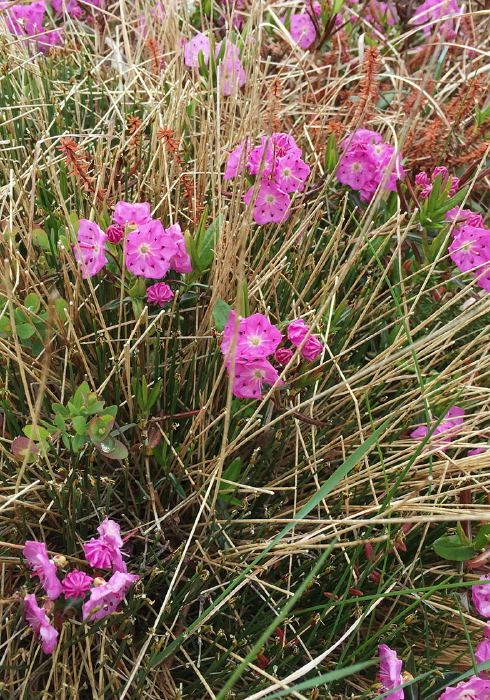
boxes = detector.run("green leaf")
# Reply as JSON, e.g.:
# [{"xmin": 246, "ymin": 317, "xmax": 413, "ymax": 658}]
[
  {"xmin": 456, "ymin": 521, "xmax": 473, "ymax": 546},
  {"xmin": 72, "ymin": 382, "xmax": 90, "ymax": 410},
  {"xmin": 433, "ymin": 534, "xmax": 476, "ymax": 561},
  {"xmin": 212, "ymin": 298, "xmax": 232, "ymax": 332},
  {"xmin": 72, "ymin": 416, "xmax": 87, "ymax": 435},
  {"xmin": 24, "ymin": 293, "xmax": 40, "ymax": 313},
  {"xmin": 434, "ymin": 186, "xmax": 469, "ymax": 216},
  {"xmin": 218, "ymin": 457, "xmax": 243, "ymax": 505},
  {"xmin": 52, "ymin": 403, "xmax": 69, "ymax": 417},
  {"xmin": 198, "ymin": 215, "xmax": 222, "ymax": 270},
  {"xmin": 32, "ymin": 228, "xmax": 50, "ymax": 250},
  {"xmin": 324, "ymin": 133, "xmax": 338, "ymax": 173},
  {"xmin": 54, "ymin": 298, "xmax": 68, "ymax": 322},
  {"xmin": 261, "ymin": 661, "xmax": 375, "ymax": 700},
  {"xmin": 71, "ymin": 433, "xmax": 88, "ymax": 452},
  {"xmin": 473, "ymin": 524, "xmax": 490, "ymax": 550},
  {"xmin": 88, "ymin": 414, "xmax": 115, "ymax": 443},
  {"xmin": 16, "ymin": 323, "xmax": 35, "ymax": 340},
  {"xmin": 168, "ymin": 472, "xmax": 186, "ymax": 498},
  {"xmin": 95, "ymin": 438, "xmax": 128, "ymax": 460},
  {"xmin": 23, "ymin": 425, "xmax": 50, "ymax": 441}
]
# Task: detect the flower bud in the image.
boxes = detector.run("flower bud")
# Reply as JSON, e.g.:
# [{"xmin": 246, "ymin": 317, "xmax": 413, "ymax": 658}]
[
  {"xmin": 106, "ymin": 224, "xmax": 125, "ymax": 244},
  {"xmin": 52, "ymin": 554, "xmax": 67, "ymax": 568},
  {"xmin": 93, "ymin": 577, "xmax": 106, "ymax": 587}
]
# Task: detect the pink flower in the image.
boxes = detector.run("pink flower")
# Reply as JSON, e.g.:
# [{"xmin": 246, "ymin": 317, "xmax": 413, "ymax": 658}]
[
  {"xmin": 336, "ymin": 149, "xmax": 376, "ymax": 190},
  {"xmin": 24, "ymin": 593, "xmax": 59, "ymax": 654},
  {"xmin": 439, "ymin": 675, "xmax": 490, "ymax": 699},
  {"xmin": 23, "ymin": 541, "xmax": 62, "ymax": 600},
  {"xmin": 73, "ymin": 219, "xmax": 108, "ymax": 279},
  {"xmin": 61, "ymin": 570, "xmax": 94, "ymax": 599},
  {"xmin": 274, "ymin": 154, "xmax": 310, "ymax": 193},
  {"xmin": 105, "ymin": 224, "xmax": 125, "ymax": 244},
  {"xmin": 125, "ymin": 220, "xmax": 178, "ymax": 279},
  {"xmin": 83, "ymin": 518, "xmax": 127, "ymax": 573},
  {"xmin": 446, "ymin": 207, "xmax": 485, "ymax": 230},
  {"xmin": 216, "ymin": 40, "xmax": 246, "ymax": 96},
  {"xmin": 469, "ymin": 447, "xmax": 486, "ymax": 456},
  {"xmin": 432, "ymin": 165, "xmax": 449, "ymax": 182},
  {"xmin": 184, "ymin": 33, "xmax": 211, "ymax": 67},
  {"xmin": 415, "ymin": 171, "xmax": 430, "ymax": 187},
  {"xmin": 473, "ymin": 574, "xmax": 490, "ymax": 617},
  {"xmin": 38, "ymin": 29, "xmax": 64, "ymax": 53},
  {"xmin": 228, "ymin": 358, "xmax": 283, "ymax": 399},
  {"xmin": 341, "ymin": 129, "xmax": 383, "ymax": 150},
  {"xmin": 410, "ymin": 0, "xmax": 461, "ymax": 39},
  {"xmin": 221, "ymin": 312, "xmax": 282, "ymax": 361},
  {"xmin": 1, "ymin": 0, "xmax": 46, "ymax": 37},
  {"xmin": 82, "ymin": 571, "xmax": 139, "ymax": 621},
  {"xmin": 301, "ymin": 335, "xmax": 324, "ymax": 362},
  {"xmin": 224, "ymin": 139, "xmax": 251, "ymax": 179},
  {"xmin": 476, "ymin": 627, "xmax": 490, "ymax": 677},
  {"xmin": 290, "ymin": 12, "xmax": 317, "ymax": 48},
  {"xmin": 449, "ymin": 226, "xmax": 490, "ymax": 274},
  {"xmin": 146, "ymin": 282, "xmax": 174, "ymax": 307},
  {"xmin": 275, "ymin": 348, "xmax": 294, "ymax": 365},
  {"xmin": 410, "ymin": 406, "xmax": 465, "ymax": 452},
  {"xmin": 287, "ymin": 319, "xmax": 309, "ymax": 346},
  {"xmin": 243, "ymin": 180, "xmax": 290, "ymax": 225},
  {"xmin": 165, "ymin": 223, "xmax": 192, "ymax": 274},
  {"xmin": 51, "ymin": 0, "xmax": 82, "ymax": 18},
  {"xmin": 378, "ymin": 644, "xmax": 404, "ymax": 700},
  {"xmin": 113, "ymin": 201, "xmax": 152, "ymax": 226}
]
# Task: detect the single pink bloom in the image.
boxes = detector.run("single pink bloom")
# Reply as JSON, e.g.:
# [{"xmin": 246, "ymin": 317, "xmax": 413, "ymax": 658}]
[
  {"xmin": 476, "ymin": 626, "xmax": 490, "ymax": 677},
  {"xmin": 290, "ymin": 12, "xmax": 317, "ymax": 48},
  {"xmin": 469, "ymin": 447, "xmax": 486, "ymax": 456},
  {"xmin": 74, "ymin": 219, "xmax": 108, "ymax": 279},
  {"xmin": 184, "ymin": 33, "xmax": 211, "ymax": 67},
  {"xmin": 410, "ymin": 0, "xmax": 461, "ymax": 39},
  {"xmin": 83, "ymin": 518, "xmax": 127, "ymax": 573},
  {"xmin": 1, "ymin": 0, "xmax": 46, "ymax": 37},
  {"xmin": 224, "ymin": 139, "xmax": 251, "ymax": 179},
  {"xmin": 23, "ymin": 541, "xmax": 62, "ymax": 600},
  {"xmin": 106, "ymin": 224, "xmax": 125, "ymax": 244},
  {"xmin": 415, "ymin": 171, "xmax": 430, "ymax": 187},
  {"xmin": 216, "ymin": 40, "xmax": 246, "ymax": 96},
  {"xmin": 125, "ymin": 220, "xmax": 178, "ymax": 279},
  {"xmin": 449, "ymin": 226, "xmax": 490, "ymax": 274},
  {"xmin": 301, "ymin": 335, "xmax": 324, "ymax": 362},
  {"xmin": 473, "ymin": 575, "xmax": 490, "ymax": 617},
  {"xmin": 165, "ymin": 223, "xmax": 192, "ymax": 274},
  {"xmin": 229, "ymin": 358, "xmax": 283, "ymax": 399},
  {"xmin": 374, "ymin": 148, "xmax": 405, "ymax": 191},
  {"xmin": 97, "ymin": 518, "xmax": 123, "ymax": 548},
  {"xmin": 432, "ymin": 165, "xmax": 449, "ymax": 182},
  {"xmin": 38, "ymin": 28, "xmax": 64, "ymax": 53},
  {"xmin": 243, "ymin": 180, "xmax": 290, "ymax": 225},
  {"xmin": 82, "ymin": 571, "xmax": 139, "ymax": 621},
  {"xmin": 336, "ymin": 149, "xmax": 376, "ymax": 190},
  {"xmin": 83, "ymin": 538, "xmax": 114, "ymax": 569},
  {"xmin": 146, "ymin": 282, "xmax": 174, "ymax": 307},
  {"xmin": 378, "ymin": 644, "xmax": 404, "ymax": 700},
  {"xmin": 24, "ymin": 593, "xmax": 59, "ymax": 654},
  {"xmin": 222, "ymin": 313, "xmax": 282, "ymax": 362},
  {"xmin": 61, "ymin": 570, "xmax": 94, "ymax": 599},
  {"xmin": 341, "ymin": 129, "xmax": 383, "ymax": 150},
  {"xmin": 439, "ymin": 675, "xmax": 490, "ymax": 699},
  {"xmin": 446, "ymin": 207, "xmax": 485, "ymax": 230},
  {"xmin": 410, "ymin": 406, "xmax": 465, "ymax": 452},
  {"xmin": 113, "ymin": 201, "xmax": 152, "ymax": 226},
  {"xmin": 287, "ymin": 319, "xmax": 309, "ymax": 346},
  {"xmin": 275, "ymin": 348, "xmax": 294, "ymax": 365},
  {"xmin": 274, "ymin": 154, "xmax": 310, "ymax": 193}
]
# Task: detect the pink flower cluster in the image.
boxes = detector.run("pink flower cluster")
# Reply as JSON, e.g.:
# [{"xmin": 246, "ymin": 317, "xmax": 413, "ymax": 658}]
[
  {"xmin": 445, "ymin": 208, "xmax": 490, "ymax": 293},
  {"xmin": 183, "ymin": 34, "xmax": 246, "ymax": 96},
  {"xmin": 221, "ymin": 312, "xmax": 284, "ymax": 399},
  {"xmin": 378, "ymin": 643, "xmax": 490, "ymax": 699},
  {"xmin": 73, "ymin": 200, "xmax": 190, "ymax": 306},
  {"xmin": 219, "ymin": 314, "xmax": 324, "ymax": 399},
  {"xmin": 415, "ymin": 166, "xmax": 459, "ymax": 199},
  {"xmin": 410, "ymin": 0, "xmax": 461, "ymax": 40},
  {"xmin": 224, "ymin": 133, "xmax": 310, "ymax": 225},
  {"xmin": 336, "ymin": 129, "xmax": 405, "ymax": 202},
  {"xmin": 51, "ymin": 0, "xmax": 102, "ymax": 19},
  {"xmin": 0, "ymin": 0, "xmax": 63, "ymax": 53},
  {"xmin": 22, "ymin": 518, "xmax": 138, "ymax": 654}
]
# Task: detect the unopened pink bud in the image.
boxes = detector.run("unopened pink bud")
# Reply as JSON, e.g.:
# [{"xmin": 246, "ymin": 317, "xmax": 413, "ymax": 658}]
[
  {"xmin": 415, "ymin": 171, "xmax": 430, "ymax": 187},
  {"xmin": 275, "ymin": 348, "xmax": 294, "ymax": 365},
  {"xmin": 106, "ymin": 224, "xmax": 125, "ymax": 244},
  {"xmin": 93, "ymin": 577, "xmax": 106, "ymax": 587}
]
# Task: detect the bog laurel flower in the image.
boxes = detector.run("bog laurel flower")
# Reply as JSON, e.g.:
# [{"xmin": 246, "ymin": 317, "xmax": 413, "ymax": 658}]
[
  {"xmin": 73, "ymin": 219, "xmax": 108, "ymax": 279},
  {"xmin": 61, "ymin": 570, "xmax": 94, "ymax": 599},
  {"xmin": 378, "ymin": 644, "xmax": 405, "ymax": 700},
  {"xmin": 228, "ymin": 359, "xmax": 284, "ymax": 399},
  {"xmin": 113, "ymin": 200, "xmax": 152, "ymax": 226},
  {"xmin": 23, "ymin": 541, "xmax": 62, "ymax": 600},
  {"xmin": 472, "ymin": 574, "xmax": 490, "ymax": 617},
  {"xmin": 83, "ymin": 518, "xmax": 128, "ymax": 573},
  {"xmin": 438, "ymin": 675, "xmax": 490, "ymax": 699},
  {"xmin": 82, "ymin": 571, "xmax": 139, "ymax": 621},
  {"xmin": 23, "ymin": 594, "xmax": 59, "ymax": 654},
  {"xmin": 183, "ymin": 32, "xmax": 211, "ymax": 67},
  {"xmin": 105, "ymin": 223, "xmax": 125, "ymax": 244},
  {"xmin": 125, "ymin": 220, "xmax": 178, "ymax": 278},
  {"xmin": 243, "ymin": 180, "xmax": 291, "ymax": 225},
  {"xmin": 221, "ymin": 312, "xmax": 282, "ymax": 362},
  {"xmin": 410, "ymin": 406, "xmax": 465, "ymax": 452},
  {"xmin": 146, "ymin": 282, "xmax": 174, "ymax": 307}
]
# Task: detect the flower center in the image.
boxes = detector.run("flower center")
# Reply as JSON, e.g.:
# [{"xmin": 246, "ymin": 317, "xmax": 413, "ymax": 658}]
[
  {"xmin": 265, "ymin": 194, "xmax": 276, "ymax": 204},
  {"xmin": 282, "ymin": 168, "xmax": 291, "ymax": 177},
  {"xmin": 253, "ymin": 370, "xmax": 264, "ymax": 379},
  {"xmin": 250, "ymin": 336, "xmax": 261, "ymax": 346},
  {"xmin": 139, "ymin": 244, "xmax": 150, "ymax": 255},
  {"xmin": 351, "ymin": 163, "xmax": 362, "ymax": 172}
]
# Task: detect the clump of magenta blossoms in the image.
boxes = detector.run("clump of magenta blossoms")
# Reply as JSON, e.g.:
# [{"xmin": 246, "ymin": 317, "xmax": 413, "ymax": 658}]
[
  {"xmin": 415, "ymin": 166, "xmax": 459, "ymax": 200},
  {"xmin": 0, "ymin": 0, "xmax": 64, "ymax": 53},
  {"xmin": 410, "ymin": 0, "xmax": 461, "ymax": 40},
  {"xmin": 183, "ymin": 33, "xmax": 246, "ymax": 96},
  {"xmin": 21, "ymin": 518, "xmax": 138, "ymax": 654},
  {"xmin": 336, "ymin": 129, "xmax": 404, "ymax": 202},
  {"xmin": 220, "ymin": 312, "xmax": 284, "ymax": 399},
  {"xmin": 410, "ymin": 406, "xmax": 464, "ymax": 452},
  {"xmin": 287, "ymin": 319, "xmax": 324, "ymax": 362},
  {"xmin": 224, "ymin": 133, "xmax": 310, "ymax": 225},
  {"xmin": 72, "ymin": 200, "xmax": 191, "ymax": 304}
]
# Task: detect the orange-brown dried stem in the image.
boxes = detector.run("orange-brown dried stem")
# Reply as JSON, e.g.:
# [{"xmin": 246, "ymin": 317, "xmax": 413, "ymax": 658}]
[
  {"xmin": 57, "ymin": 137, "xmax": 105, "ymax": 201},
  {"xmin": 351, "ymin": 45, "xmax": 380, "ymax": 125}
]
